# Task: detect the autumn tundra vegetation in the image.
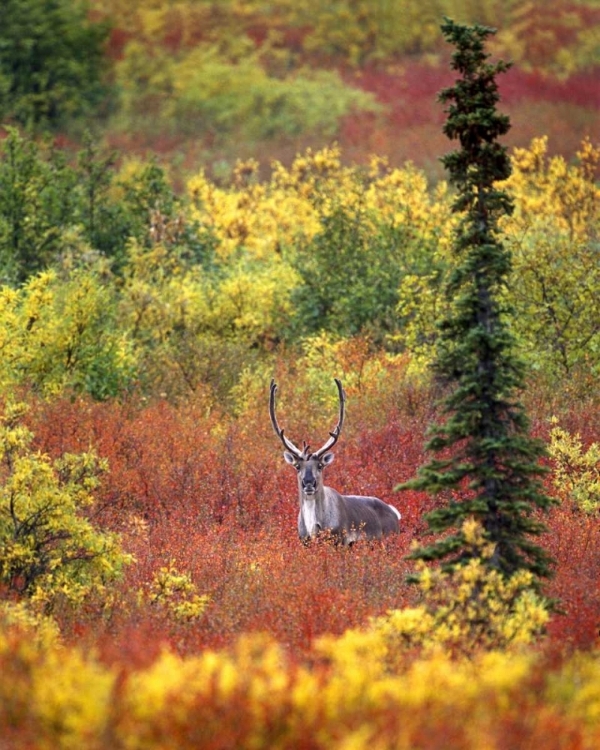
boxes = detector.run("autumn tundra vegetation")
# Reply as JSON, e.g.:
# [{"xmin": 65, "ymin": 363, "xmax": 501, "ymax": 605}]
[{"xmin": 1, "ymin": 1, "xmax": 600, "ymax": 748}]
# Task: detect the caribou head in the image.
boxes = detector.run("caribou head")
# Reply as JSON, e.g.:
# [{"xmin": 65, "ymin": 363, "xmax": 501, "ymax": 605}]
[{"xmin": 270, "ymin": 378, "xmax": 401, "ymax": 545}]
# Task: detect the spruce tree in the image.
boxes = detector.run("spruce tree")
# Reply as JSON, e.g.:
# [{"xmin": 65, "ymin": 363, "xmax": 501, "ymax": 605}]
[{"xmin": 402, "ymin": 19, "xmax": 556, "ymax": 583}]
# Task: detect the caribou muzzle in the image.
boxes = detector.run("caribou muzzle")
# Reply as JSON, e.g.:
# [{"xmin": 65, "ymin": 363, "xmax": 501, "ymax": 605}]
[
  {"xmin": 300, "ymin": 463, "xmax": 319, "ymax": 495},
  {"xmin": 301, "ymin": 480, "xmax": 318, "ymax": 495}
]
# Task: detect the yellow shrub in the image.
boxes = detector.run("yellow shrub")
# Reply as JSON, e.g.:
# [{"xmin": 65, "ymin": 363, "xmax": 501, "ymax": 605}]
[
  {"xmin": 501, "ymin": 137, "xmax": 600, "ymax": 384},
  {"xmin": 549, "ymin": 652, "xmax": 600, "ymax": 728},
  {"xmin": 372, "ymin": 520, "xmax": 550, "ymax": 657},
  {"xmin": 0, "ymin": 402, "xmax": 133, "ymax": 609},
  {"xmin": 548, "ymin": 419, "xmax": 600, "ymax": 513},
  {"xmin": 0, "ymin": 609, "xmax": 114, "ymax": 750},
  {"xmin": 117, "ymin": 634, "xmax": 294, "ymax": 749},
  {"xmin": 141, "ymin": 561, "xmax": 211, "ymax": 621},
  {"xmin": 2, "ymin": 622, "xmax": 600, "ymax": 749},
  {"xmin": 32, "ymin": 647, "xmax": 115, "ymax": 750}
]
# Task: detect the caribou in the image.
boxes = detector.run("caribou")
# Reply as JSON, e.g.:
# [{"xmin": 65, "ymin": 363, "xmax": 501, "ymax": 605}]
[{"xmin": 269, "ymin": 378, "xmax": 401, "ymax": 545}]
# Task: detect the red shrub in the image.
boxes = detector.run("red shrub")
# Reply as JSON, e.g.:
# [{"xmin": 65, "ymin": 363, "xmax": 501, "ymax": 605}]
[
  {"xmin": 23, "ymin": 382, "xmax": 600, "ymax": 659},
  {"xmin": 500, "ymin": 67, "xmax": 600, "ymax": 110},
  {"xmin": 545, "ymin": 506, "xmax": 600, "ymax": 649}
]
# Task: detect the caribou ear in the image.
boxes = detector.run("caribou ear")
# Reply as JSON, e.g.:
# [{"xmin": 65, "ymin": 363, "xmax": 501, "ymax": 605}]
[
  {"xmin": 322, "ymin": 452, "xmax": 335, "ymax": 466},
  {"xmin": 283, "ymin": 451, "xmax": 297, "ymax": 465}
]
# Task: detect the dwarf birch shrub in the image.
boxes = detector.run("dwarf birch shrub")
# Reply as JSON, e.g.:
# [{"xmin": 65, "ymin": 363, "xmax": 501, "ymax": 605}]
[
  {"xmin": 502, "ymin": 137, "xmax": 600, "ymax": 388},
  {"xmin": 141, "ymin": 561, "xmax": 211, "ymax": 621},
  {"xmin": 0, "ymin": 401, "xmax": 132, "ymax": 611},
  {"xmin": 0, "ymin": 600, "xmax": 60, "ymax": 648},
  {"xmin": 0, "ymin": 615, "xmax": 115, "ymax": 750},
  {"xmin": 0, "ymin": 268, "xmax": 135, "ymax": 400},
  {"xmin": 549, "ymin": 419, "xmax": 600, "ymax": 514},
  {"xmin": 3, "ymin": 621, "xmax": 600, "ymax": 749},
  {"xmin": 373, "ymin": 520, "xmax": 550, "ymax": 657}
]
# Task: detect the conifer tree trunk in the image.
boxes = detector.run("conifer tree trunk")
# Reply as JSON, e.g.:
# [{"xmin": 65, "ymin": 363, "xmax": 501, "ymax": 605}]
[{"xmin": 401, "ymin": 19, "xmax": 556, "ymax": 584}]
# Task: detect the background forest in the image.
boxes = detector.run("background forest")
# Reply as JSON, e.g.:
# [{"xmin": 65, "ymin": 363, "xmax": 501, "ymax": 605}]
[{"xmin": 1, "ymin": 1, "xmax": 600, "ymax": 748}]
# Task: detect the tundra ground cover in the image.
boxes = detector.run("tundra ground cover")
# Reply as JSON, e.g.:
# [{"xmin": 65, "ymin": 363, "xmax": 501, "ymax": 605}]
[{"xmin": 1, "ymin": 371, "xmax": 600, "ymax": 748}]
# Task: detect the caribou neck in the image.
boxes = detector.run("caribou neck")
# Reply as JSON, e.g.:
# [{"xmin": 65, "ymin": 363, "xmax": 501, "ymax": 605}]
[{"xmin": 299, "ymin": 481, "xmax": 336, "ymax": 538}]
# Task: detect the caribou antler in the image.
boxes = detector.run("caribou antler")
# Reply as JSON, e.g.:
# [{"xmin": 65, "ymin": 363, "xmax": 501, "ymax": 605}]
[
  {"xmin": 270, "ymin": 378, "xmax": 346, "ymax": 459},
  {"xmin": 269, "ymin": 379, "xmax": 304, "ymax": 458},
  {"xmin": 313, "ymin": 378, "xmax": 346, "ymax": 458}
]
